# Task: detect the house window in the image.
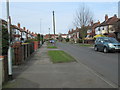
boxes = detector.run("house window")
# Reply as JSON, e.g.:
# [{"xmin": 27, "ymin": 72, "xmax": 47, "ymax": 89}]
[
  {"xmin": 102, "ymin": 27, "xmax": 104, "ymax": 30},
  {"xmin": 98, "ymin": 28, "xmax": 100, "ymax": 31}
]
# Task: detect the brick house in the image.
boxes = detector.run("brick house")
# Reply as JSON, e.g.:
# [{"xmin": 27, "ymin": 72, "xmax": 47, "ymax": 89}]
[
  {"xmin": 95, "ymin": 14, "xmax": 119, "ymax": 38},
  {"xmin": 68, "ymin": 27, "xmax": 80, "ymax": 39},
  {"xmin": 114, "ymin": 19, "xmax": 120, "ymax": 41},
  {"xmin": 86, "ymin": 21, "xmax": 100, "ymax": 38},
  {"xmin": 44, "ymin": 34, "xmax": 58, "ymax": 39}
]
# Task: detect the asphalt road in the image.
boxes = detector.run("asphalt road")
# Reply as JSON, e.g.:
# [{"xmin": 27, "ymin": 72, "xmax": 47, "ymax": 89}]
[{"xmin": 56, "ymin": 42, "xmax": 119, "ymax": 87}]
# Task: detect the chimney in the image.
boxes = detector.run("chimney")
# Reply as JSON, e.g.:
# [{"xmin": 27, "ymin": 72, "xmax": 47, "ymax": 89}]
[
  {"xmin": 23, "ymin": 27, "xmax": 26, "ymax": 30},
  {"xmin": 114, "ymin": 14, "xmax": 117, "ymax": 18},
  {"xmin": 18, "ymin": 23, "xmax": 20, "ymax": 28},
  {"xmin": 76, "ymin": 27, "xmax": 78, "ymax": 30},
  {"xmin": 105, "ymin": 14, "xmax": 108, "ymax": 21},
  {"xmin": 91, "ymin": 20, "xmax": 93, "ymax": 25},
  {"xmin": 98, "ymin": 20, "xmax": 100, "ymax": 24}
]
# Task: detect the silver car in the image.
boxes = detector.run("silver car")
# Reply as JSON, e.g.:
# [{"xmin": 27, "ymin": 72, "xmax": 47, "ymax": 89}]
[{"xmin": 94, "ymin": 37, "xmax": 120, "ymax": 53}]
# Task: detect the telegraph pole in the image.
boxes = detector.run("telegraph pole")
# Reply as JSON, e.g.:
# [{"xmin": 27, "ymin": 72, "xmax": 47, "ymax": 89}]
[
  {"xmin": 49, "ymin": 28, "xmax": 50, "ymax": 39},
  {"xmin": 6, "ymin": 0, "xmax": 12, "ymax": 79},
  {"xmin": 52, "ymin": 11, "xmax": 55, "ymax": 39}
]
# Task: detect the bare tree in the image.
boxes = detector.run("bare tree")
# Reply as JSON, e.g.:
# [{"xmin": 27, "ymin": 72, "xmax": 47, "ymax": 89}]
[{"xmin": 73, "ymin": 4, "xmax": 93, "ymax": 43}]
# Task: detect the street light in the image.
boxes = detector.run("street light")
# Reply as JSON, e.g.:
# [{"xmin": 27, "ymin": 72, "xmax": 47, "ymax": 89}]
[{"xmin": 6, "ymin": 0, "xmax": 12, "ymax": 79}]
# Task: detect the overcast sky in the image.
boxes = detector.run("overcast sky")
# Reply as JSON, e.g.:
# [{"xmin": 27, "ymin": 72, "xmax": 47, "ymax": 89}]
[{"xmin": 0, "ymin": 1, "xmax": 119, "ymax": 35}]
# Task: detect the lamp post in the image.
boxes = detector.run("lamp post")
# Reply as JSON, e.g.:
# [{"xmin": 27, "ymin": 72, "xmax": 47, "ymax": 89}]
[{"xmin": 6, "ymin": 0, "xmax": 12, "ymax": 79}]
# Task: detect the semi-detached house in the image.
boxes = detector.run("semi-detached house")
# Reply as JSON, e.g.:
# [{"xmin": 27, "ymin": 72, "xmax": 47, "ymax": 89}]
[{"xmin": 95, "ymin": 14, "xmax": 119, "ymax": 38}]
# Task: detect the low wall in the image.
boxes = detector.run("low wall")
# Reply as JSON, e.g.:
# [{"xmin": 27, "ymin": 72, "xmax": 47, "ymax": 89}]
[{"xmin": 84, "ymin": 39, "xmax": 95, "ymax": 44}]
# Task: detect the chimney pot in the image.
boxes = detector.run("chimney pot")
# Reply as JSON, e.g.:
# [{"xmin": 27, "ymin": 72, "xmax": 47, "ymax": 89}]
[
  {"xmin": 18, "ymin": 23, "xmax": 20, "ymax": 28},
  {"xmin": 105, "ymin": 14, "xmax": 108, "ymax": 21},
  {"xmin": 23, "ymin": 27, "xmax": 26, "ymax": 30},
  {"xmin": 98, "ymin": 20, "xmax": 100, "ymax": 24},
  {"xmin": 91, "ymin": 20, "xmax": 93, "ymax": 25},
  {"xmin": 114, "ymin": 14, "xmax": 117, "ymax": 18}
]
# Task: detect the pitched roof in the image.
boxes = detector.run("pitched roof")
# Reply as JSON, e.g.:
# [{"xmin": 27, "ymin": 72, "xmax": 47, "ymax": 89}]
[
  {"xmin": 100, "ymin": 16, "xmax": 119, "ymax": 26},
  {"xmin": 91, "ymin": 22, "xmax": 100, "ymax": 29}
]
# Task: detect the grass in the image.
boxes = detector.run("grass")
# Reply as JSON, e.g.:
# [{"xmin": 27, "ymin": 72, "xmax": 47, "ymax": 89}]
[
  {"xmin": 47, "ymin": 46, "xmax": 57, "ymax": 49},
  {"xmin": 48, "ymin": 50, "xmax": 75, "ymax": 63},
  {"xmin": 79, "ymin": 44, "xmax": 93, "ymax": 47}
]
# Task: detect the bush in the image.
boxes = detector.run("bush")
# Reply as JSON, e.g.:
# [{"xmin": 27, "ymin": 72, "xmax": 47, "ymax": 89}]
[
  {"xmin": 2, "ymin": 26, "xmax": 9, "ymax": 55},
  {"xmin": 65, "ymin": 38, "xmax": 69, "ymax": 42},
  {"xmin": 76, "ymin": 38, "xmax": 82, "ymax": 43}
]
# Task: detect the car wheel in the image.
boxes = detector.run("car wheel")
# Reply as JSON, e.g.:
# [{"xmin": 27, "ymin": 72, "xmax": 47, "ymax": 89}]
[
  {"xmin": 103, "ymin": 47, "xmax": 108, "ymax": 53},
  {"xmin": 94, "ymin": 46, "xmax": 98, "ymax": 51}
]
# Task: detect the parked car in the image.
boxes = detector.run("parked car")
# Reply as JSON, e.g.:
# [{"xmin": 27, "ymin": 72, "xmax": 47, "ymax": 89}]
[
  {"xmin": 49, "ymin": 40, "xmax": 55, "ymax": 43},
  {"xmin": 94, "ymin": 37, "xmax": 120, "ymax": 53}
]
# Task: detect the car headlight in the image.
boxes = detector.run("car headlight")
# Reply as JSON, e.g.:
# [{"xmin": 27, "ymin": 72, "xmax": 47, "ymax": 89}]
[{"xmin": 108, "ymin": 43, "xmax": 115, "ymax": 48}]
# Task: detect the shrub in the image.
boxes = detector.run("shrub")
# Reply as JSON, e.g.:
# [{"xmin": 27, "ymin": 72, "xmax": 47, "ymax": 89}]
[
  {"xmin": 76, "ymin": 38, "xmax": 82, "ymax": 43},
  {"xmin": 2, "ymin": 26, "xmax": 9, "ymax": 55},
  {"xmin": 65, "ymin": 38, "xmax": 69, "ymax": 42}
]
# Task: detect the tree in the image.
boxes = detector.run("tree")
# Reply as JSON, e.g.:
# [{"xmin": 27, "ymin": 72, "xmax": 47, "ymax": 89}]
[{"xmin": 73, "ymin": 4, "xmax": 93, "ymax": 43}]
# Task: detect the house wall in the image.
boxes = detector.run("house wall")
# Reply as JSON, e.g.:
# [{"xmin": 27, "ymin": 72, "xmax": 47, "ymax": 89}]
[
  {"xmin": 61, "ymin": 35, "xmax": 67, "ymax": 38},
  {"xmin": 108, "ymin": 25, "xmax": 115, "ymax": 33},
  {"xmin": 77, "ymin": 32, "xmax": 79, "ymax": 38},
  {"xmin": 95, "ymin": 27, "xmax": 101, "ymax": 35},
  {"xmin": 22, "ymin": 32, "xmax": 27, "ymax": 42}
]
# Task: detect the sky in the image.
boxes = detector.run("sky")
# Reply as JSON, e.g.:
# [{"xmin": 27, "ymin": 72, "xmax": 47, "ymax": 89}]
[{"xmin": 0, "ymin": 1, "xmax": 119, "ymax": 35}]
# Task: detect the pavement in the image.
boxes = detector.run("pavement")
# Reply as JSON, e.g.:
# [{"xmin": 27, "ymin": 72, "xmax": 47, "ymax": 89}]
[{"xmin": 3, "ymin": 42, "xmax": 115, "ymax": 88}]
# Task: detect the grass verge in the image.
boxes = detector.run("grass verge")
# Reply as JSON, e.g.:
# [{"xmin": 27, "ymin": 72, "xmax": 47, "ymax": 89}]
[
  {"xmin": 47, "ymin": 46, "xmax": 57, "ymax": 49},
  {"xmin": 48, "ymin": 50, "xmax": 75, "ymax": 63}
]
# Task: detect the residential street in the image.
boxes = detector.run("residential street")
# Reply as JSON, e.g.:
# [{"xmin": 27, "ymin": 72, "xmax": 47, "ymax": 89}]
[
  {"xmin": 3, "ymin": 43, "xmax": 116, "ymax": 88},
  {"xmin": 56, "ymin": 42, "xmax": 119, "ymax": 87}
]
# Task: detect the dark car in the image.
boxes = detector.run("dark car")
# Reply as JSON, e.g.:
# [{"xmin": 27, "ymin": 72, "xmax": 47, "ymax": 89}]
[{"xmin": 94, "ymin": 37, "xmax": 120, "ymax": 53}]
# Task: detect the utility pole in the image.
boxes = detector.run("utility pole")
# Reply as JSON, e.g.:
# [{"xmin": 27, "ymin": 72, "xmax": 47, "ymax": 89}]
[
  {"xmin": 52, "ymin": 11, "xmax": 55, "ymax": 40},
  {"xmin": 49, "ymin": 28, "xmax": 50, "ymax": 39},
  {"xmin": 40, "ymin": 19, "xmax": 41, "ymax": 45},
  {"xmin": 6, "ymin": 0, "xmax": 12, "ymax": 79}
]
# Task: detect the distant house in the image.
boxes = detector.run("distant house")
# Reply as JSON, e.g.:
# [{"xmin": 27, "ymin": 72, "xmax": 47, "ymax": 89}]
[
  {"xmin": 44, "ymin": 34, "xmax": 58, "ymax": 39},
  {"xmin": 1, "ymin": 19, "xmax": 7, "ymax": 29},
  {"xmin": 11, "ymin": 25, "xmax": 21, "ymax": 43},
  {"xmin": 68, "ymin": 27, "xmax": 79, "ymax": 39},
  {"xmin": 95, "ymin": 14, "xmax": 119, "ymax": 38},
  {"xmin": 60, "ymin": 34, "xmax": 68, "ymax": 38},
  {"xmin": 86, "ymin": 21, "xmax": 100, "ymax": 38}
]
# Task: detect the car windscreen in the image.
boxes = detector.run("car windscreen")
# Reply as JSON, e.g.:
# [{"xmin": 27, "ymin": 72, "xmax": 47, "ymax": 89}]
[{"xmin": 104, "ymin": 38, "xmax": 119, "ymax": 43}]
